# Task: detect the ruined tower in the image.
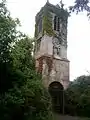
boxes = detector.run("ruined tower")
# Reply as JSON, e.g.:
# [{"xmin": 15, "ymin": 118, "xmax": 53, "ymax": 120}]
[{"xmin": 34, "ymin": 1, "xmax": 70, "ymax": 90}]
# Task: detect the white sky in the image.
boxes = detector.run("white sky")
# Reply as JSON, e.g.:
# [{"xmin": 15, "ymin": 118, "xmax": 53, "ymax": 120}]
[{"xmin": 7, "ymin": 0, "xmax": 90, "ymax": 81}]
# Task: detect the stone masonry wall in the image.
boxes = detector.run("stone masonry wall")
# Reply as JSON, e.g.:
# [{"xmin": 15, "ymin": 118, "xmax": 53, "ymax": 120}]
[{"xmin": 36, "ymin": 56, "xmax": 69, "ymax": 90}]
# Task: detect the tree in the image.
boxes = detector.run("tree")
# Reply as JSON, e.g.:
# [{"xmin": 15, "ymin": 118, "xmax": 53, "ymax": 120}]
[
  {"xmin": 65, "ymin": 75, "xmax": 90, "ymax": 117},
  {"xmin": 0, "ymin": 37, "xmax": 52, "ymax": 120},
  {"xmin": 11, "ymin": 37, "xmax": 35, "ymax": 73},
  {"xmin": 0, "ymin": 1, "xmax": 52, "ymax": 120},
  {"xmin": 69, "ymin": 0, "xmax": 90, "ymax": 16},
  {"xmin": 0, "ymin": 0, "xmax": 22, "ymax": 63},
  {"xmin": 0, "ymin": 0, "xmax": 26, "ymax": 93}
]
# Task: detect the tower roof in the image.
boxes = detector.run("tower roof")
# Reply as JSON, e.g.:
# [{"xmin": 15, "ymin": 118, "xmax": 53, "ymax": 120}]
[{"xmin": 35, "ymin": 1, "xmax": 69, "ymax": 22}]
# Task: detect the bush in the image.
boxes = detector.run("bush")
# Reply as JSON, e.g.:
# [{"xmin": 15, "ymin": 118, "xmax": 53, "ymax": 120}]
[{"xmin": 65, "ymin": 75, "xmax": 90, "ymax": 117}]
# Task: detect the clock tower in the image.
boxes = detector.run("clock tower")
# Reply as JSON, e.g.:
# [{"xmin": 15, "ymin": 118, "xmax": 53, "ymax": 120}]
[{"xmin": 34, "ymin": 1, "xmax": 70, "ymax": 90}]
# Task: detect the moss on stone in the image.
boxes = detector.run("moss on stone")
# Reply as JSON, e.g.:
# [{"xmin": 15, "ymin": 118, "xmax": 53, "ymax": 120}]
[{"xmin": 42, "ymin": 11, "xmax": 55, "ymax": 36}]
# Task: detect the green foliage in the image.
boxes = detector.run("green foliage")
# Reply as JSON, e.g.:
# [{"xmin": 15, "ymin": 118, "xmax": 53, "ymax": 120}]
[
  {"xmin": 7, "ymin": 37, "xmax": 52, "ymax": 120},
  {"xmin": 42, "ymin": 6, "xmax": 55, "ymax": 36},
  {"xmin": 43, "ymin": 14, "xmax": 55, "ymax": 36},
  {"xmin": 0, "ymin": 0, "xmax": 22, "ymax": 63},
  {"xmin": 11, "ymin": 37, "xmax": 35, "ymax": 71},
  {"xmin": 0, "ymin": 0, "xmax": 24, "ymax": 93},
  {"xmin": 69, "ymin": 0, "xmax": 90, "ymax": 14},
  {"xmin": 0, "ymin": 74, "xmax": 52, "ymax": 120},
  {"xmin": 0, "ymin": 1, "xmax": 52, "ymax": 120},
  {"xmin": 65, "ymin": 75, "xmax": 90, "ymax": 117},
  {"xmin": 0, "ymin": 36, "xmax": 52, "ymax": 120}
]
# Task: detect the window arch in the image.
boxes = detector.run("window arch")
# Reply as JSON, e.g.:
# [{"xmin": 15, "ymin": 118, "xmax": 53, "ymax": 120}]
[
  {"xmin": 54, "ymin": 16, "xmax": 60, "ymax": 31},
  {"xmin": 54, "ymin": 16, "xmax": 57, "ymax": 31}
]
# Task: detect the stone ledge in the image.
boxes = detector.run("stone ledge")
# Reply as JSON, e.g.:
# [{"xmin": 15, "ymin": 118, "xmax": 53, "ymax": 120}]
[
  {"xmin": 35, "ymin": 54, "xmax": 70, "ymax": 62},
  {"xmin": 35, "ymin": 54, "xmax": 53, "ymax": 60},
  {"xmin": 53, "ymin": 56, "xmax": 70, "ymax": 62}
]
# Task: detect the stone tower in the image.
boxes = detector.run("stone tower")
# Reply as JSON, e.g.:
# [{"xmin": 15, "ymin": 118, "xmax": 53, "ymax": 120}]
[{"xmin": 34, "ymin": 1, "xmax": 70, "ymax": 90}]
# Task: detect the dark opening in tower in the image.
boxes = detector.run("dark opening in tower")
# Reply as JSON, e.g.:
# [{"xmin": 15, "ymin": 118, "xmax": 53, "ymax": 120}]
[
  {"xmin": 48, "ymin": 81, "xmax": 64, "ymax": 113},
  {"xmin": 54, "ymin": 16, "xmax": 60, "ymax": 31}
]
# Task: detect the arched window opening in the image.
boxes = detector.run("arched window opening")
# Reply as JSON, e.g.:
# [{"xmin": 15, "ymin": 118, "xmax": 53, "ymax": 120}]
[
  {"xmin": 57, "ymin": 17, "xmax": 60, "ymax": 31},
  {"xmin": 54, "ymin": 16, "xmax": 60, "ymax": 31},
  {"xmin": 54, "ymin": 16, "xmax": 57, "ymax": 30}
]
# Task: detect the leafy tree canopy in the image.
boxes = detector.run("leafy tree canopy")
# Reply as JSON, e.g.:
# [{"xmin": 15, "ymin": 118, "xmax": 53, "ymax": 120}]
[
  {"xmin": 69, "ymin": 0, "xmax": 90, "ymax": 16},
  {"xmin": 0, "ymin": 1, "xmax": 52, "ymax": 120},
  {"xmin": 65, "ymin": 75, "xmax": 90, "ymax": 117},
  {"xmin": 0, "ymin": 0, "xmax": 26, "ymax": 93},
  {"xmin": 0, "ymin": 0, "xmax": 23, "ymax": 63},
  {"xmin": 0, "ymin": 37, "xmax": 52, "ymax": 120}
]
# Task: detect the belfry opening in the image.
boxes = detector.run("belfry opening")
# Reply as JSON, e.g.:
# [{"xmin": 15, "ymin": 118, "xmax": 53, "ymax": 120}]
[{"xmin": 48, "ymin": 81, "xmax": 64, "ymax": 114}]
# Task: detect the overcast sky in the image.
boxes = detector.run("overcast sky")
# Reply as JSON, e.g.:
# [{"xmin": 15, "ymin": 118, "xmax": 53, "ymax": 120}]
[{"xmin": 7, "ymin": 0, "xmax": 90, "ymax": 81}]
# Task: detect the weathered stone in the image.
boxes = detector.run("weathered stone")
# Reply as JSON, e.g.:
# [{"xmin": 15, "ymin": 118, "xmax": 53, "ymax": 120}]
[
  {"xmin": 35, "ymin": 2, "xmax": 70, "ymax": 90},
  {"xmin": 41, "ymin": 58, "xmax": 69, "ymax": 89}
]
